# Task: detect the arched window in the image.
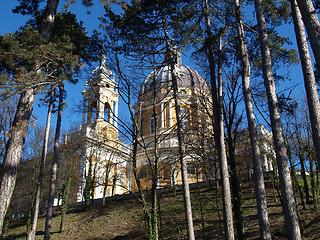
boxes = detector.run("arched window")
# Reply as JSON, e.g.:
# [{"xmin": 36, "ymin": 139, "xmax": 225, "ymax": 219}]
[
  {"xmin": 104, "ymin": 103, "xmax": 112, "ymax": 123},
  {"xmin": 180, "ymin": 108, "xmax": 189, "ymax": 129},
  {"xmin": 180, "ymin": 89, "xmax": 187, "ymax": 95},
  {"xmin": 150, "ymin": 113, "xmax": 158, "ymax": 134}
]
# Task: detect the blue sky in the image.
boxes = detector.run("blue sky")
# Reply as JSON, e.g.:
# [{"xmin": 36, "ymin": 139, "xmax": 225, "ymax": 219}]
[
  {"xmin": 0, "ymin": 1, "xmax": 108, "ymax": 133},
  {"xmin": 0, "ymin": 0, "xmax": 307, "ymax": 135}
]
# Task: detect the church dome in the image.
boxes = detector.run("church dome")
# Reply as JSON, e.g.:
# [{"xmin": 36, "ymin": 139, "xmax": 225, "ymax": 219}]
[{"xmin": 140, "ymin": 64, "xmax": 210, "ymax": 95}]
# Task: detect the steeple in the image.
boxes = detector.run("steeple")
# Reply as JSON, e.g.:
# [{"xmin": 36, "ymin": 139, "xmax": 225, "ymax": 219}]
[{"xmin": 81, "ymin": 55, "xmax": 120, "ymax": 137}]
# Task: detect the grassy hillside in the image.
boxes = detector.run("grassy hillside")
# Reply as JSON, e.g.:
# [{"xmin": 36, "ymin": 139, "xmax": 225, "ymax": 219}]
[{"xmin": 2, "ymin": 182, "xmax": 320, "ymax": 239}]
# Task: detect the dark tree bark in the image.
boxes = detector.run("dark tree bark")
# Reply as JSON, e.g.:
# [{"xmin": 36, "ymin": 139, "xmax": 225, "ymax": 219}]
[
  {"xmin": 254, "ymin": 0, "xmax": 301, "ymax": 239},
  {"xmin": 39, "ymin": 0, "xmax": 60, "ymax": 41},
  {"xmin": 59, "ymin": 175, "xmax": 71, "ymax": 233},
  {"xmin": 44, "ymin": 84, "xmax": 64, "ymax": 240},
  {"xmin": 233, "ymin": 0, "xmax": 271, "ymax": 238}
]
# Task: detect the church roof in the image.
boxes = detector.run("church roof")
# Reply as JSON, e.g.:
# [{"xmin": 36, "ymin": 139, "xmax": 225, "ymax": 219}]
[{"xmin": 140, "ymin": 64, "xmax": 210, "ymax": 95}]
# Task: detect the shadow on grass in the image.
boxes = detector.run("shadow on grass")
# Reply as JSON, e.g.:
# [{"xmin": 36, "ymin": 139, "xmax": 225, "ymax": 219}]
[
  {"xmin": 303, "ymin": 215, "xmax": 320, "ymax": 239},
  {"xmin": 0, "ymin": 232, "xmax": 26, "ymax": 240},
  {"xmin": 111, "ymin": 230, "xmax": 147, "ymax": 240}
]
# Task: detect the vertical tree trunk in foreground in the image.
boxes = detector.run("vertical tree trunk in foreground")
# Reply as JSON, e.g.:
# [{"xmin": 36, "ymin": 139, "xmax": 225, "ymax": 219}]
[
  {"xmin": 170, "ymin": 64, "xmax": 195, "ymax": 240},
  {"xmin": 291, "ymin": 0, "xmax": 320, "ymax": 186},
  {"xmin": 296, "ymin": 0, "xmax": 320, "ymax": 71},
  {"xmin": 254, "ymin": 0, "xmax": 302, "ymax": 239},
  {"xmin": 59, "ymin": 175, "xmax": 71, "ymax": 233},
  {"xmin": 233, "ymin": 0, "xmax": 271, "ymax": 238},
  {"xmin": 0, "ymin": 0, "xmax": 59, "ymax": 234},
  {"xmin": 0, "ymin": 88, "xmax": 36, "ymax": 234},
  {"xmin": 204, "ymin": 1, "xmax": 235, "ymax": 239},
  {"xmin": 44, "ymin": 84, "xmax": 64, "ymax": 240},
  {"xmin": 163, "ymin": 37, "xmax": 195, "ymax": 240},
  {"xmin": 27, "ymin": 87, "xmax": 55, "ymax": 240}
]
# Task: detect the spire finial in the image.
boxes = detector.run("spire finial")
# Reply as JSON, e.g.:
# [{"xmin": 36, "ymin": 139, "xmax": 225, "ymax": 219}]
[{"xmin": 100, "ymin": 53, "xmax": 106, "ymax": 67}]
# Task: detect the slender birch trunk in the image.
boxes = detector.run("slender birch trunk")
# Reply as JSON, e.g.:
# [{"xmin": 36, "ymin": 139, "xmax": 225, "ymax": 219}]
[
  {"xmin": 27, "ymin": 87, "xmax": 55, "ymax": 240},
  {"xmin": 44, "ymin": 84, "xmax": 64, "ymax": 240},
  {"xmin": 233, "ymin": 0, "xmax": 271, "ymax": 238},
  {"xmin": 204, "ymin": 1, "xmax": 235, "ymax": 239},
  {"xmin": 254, "ymin": 0, "xmax": 301, "ymax": 239},
  {"xmin": 290, "ymin": 0, "xmax": 320, "ymax": 184}
]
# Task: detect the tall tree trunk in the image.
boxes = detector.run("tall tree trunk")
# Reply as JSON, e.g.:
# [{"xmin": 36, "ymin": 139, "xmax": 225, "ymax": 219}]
[
  {"xmin": 44, "ymin": 84, "xmax": 64, "ymax": 240},
  {"xmin": 204, "ymin": 1, "xmax": 235, "ymax": 239},
  {"xmin": 171, "ymin": 65, "xmax": 195, "ymax": 240},
  {"xmin": 0, "ymin": 88, "xmax": 36, "ymax": 234},
  {"xmin": 254, "ymin": 1, "xmax": 301, "ymax": 239},
  {"xmin": 295, "ymin": 0, "xmax": 320, "ymax": 71},
  {"xmin": 286, "ymin": 138, "xmax": 302, "ymax": 209},
  {"xmin": 39, "ymin": 0, "xmax": 60, "ymax": 41},
  {"xmin": 226, "ymin": 136, "xmax": 244, "ymax": 239},
  {"xmin": 233, "ymin": 0, "xmax": 271, "ymax": 239},
  {"xmin": 166, "ymin": 44, "xmax": 195, "ymax": 240},
  {"xmin": 27, "ymin": 87, "xmax": 55, "ymax": 240},
  {"xmin": 59, "ymin": 175, "xmax": 71, "ymax": 233},
  {"xmin": 0, "ymin": 0, "xmax": 59, "ymax": 234},
  {"xmin": 291, "ymin": 0, "xmax": 320, "ymax": 183},
  {"xmin": 298, "ymin": 152, "xmax": 310, "ymax": 204}
]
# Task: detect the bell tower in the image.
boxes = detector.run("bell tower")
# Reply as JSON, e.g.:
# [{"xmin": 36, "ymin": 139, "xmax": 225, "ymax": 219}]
[{"xmin": 81, "ymin": 55, "xmax": 120, "ymax": 145}]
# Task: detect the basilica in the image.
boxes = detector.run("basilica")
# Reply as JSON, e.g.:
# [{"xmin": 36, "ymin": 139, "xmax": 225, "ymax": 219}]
[
  {"xmin": 75, "ymin": 52, "xmax": 274, "ymax": 202},
  {"xmin": 76, "ymin": 53, "xmax": 214, "ymax": 201},
  {"xmin": 12, "ymin": 53, "xmax": 275, "ymax": 215}
]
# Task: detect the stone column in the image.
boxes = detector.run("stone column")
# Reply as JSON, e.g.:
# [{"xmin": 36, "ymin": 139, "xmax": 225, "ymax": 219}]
[
  {"xmin": 196, "ymin": 101, "xmax": 201, "ymax": 127},
  {"xmin": 169, "ymin": 100, "xmax": 173, "ymax": 127},
  {"xmin": 108, "ymin": 101, "xmax": 114, "ymax": 124},
  {"xmin": 161, "ymin": 102, "xmax": 165, "ymax": 128},
  {"xmin": 114, "ymin": 101, "xmax": 118, "ymax": 127},
  {"xmin": 97, "ymin": 96, "xmax": 104, "ymax": 122}
]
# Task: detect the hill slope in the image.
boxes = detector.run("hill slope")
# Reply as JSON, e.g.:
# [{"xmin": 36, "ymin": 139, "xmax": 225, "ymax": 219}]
[{"xmin": 2, "ymin": 183, "xmax": 320, "ymax": 239}]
